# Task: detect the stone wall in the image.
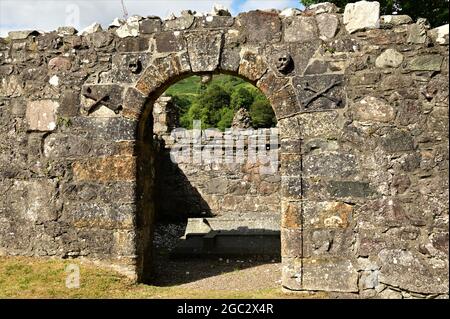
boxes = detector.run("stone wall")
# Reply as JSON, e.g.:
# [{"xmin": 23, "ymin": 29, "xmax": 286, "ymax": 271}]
[
  {"xmin": 0, "ymin": 1, "xmax": 448, "ymax": 297},
  {"xmin": 152, "ymin": 96, "xmax": 280, "ymax": 221}
]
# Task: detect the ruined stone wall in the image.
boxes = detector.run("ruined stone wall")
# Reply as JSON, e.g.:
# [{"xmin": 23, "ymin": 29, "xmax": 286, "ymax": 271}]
[
  {"xmin": 0, "ymin": 1, "xmax": 448, "ymax": 297},
  {"xmin": 152, "ymin": 96, "xmax": 280, "ymax": 221}
]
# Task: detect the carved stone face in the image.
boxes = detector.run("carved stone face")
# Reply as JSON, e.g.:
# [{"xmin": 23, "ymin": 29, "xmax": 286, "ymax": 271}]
[
  {"xmin": 275, "ymin": 53, "xmax": 293, "ymax": 74},
  {"xmin": 128, "ymin": 58, "xmax": 142, "ymax": 74}
]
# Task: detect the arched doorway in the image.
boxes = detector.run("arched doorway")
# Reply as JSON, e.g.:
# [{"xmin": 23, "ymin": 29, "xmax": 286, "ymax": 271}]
[{"xmin": 148, "ymin": 74, "xmax": 280, "ymax": 287}]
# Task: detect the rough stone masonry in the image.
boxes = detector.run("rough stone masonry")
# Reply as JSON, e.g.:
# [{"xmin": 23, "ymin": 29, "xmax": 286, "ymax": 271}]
[{"xmin": 0, "ymin": 1, "xmax": 448, "ymax": 298}]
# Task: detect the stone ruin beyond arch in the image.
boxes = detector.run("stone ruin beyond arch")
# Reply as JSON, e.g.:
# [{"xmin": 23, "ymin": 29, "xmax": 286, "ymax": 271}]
[{"xmin": 0, "ymin": 1, "xmax": 448, "ymax": 298}]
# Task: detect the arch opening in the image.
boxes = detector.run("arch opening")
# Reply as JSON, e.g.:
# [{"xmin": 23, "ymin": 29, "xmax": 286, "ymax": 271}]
[{"xmin": 137, "ymin": 73, "xmax": 282, "ymax": 287}]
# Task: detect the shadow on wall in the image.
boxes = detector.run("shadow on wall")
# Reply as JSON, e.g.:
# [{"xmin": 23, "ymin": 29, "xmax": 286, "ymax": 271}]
[{"xmin": 154, "ymin": 139, "xmax": 214, "ymax": 222}]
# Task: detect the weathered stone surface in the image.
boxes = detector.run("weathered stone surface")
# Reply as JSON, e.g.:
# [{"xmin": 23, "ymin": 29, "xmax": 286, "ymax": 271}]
[
  {"xmin": 8, "ymin": 30, "xmax": 40, "ymax": 40},
  {"xmin": 429, "ymin": 24, "xmax": 449, "ymax": 45},
  {"xmin": 284, "ymin": 16, "xmax": 318, "ymax": 43},
  {"xmin": 328, "ymin": 181, "xmax": 374, "ymax": 198},
  {"xmin": 380, "ymin": 15, "xmax": 412, "ymax": 27},
  {"xmin": 139, "ymin": 18, "xmax": 162, "ymax": 34},
  {"xmin": 343, "ymin": 1, "xmax": 380, "ymax": 34},
  {"xmin": 406, "ymin": 55, "xmax": 444, "ymax": 71},
  {"xmin": 353, "ymin": 96, "xmax": 395, "ymax": 123},
  {"xmin": 154, "ymin": 31, "xmax": 186, "ymax": 53},
  {"xmin": 116, "ymin": 16, "xmax": 140, "ymax": 38},
  {"xmin": 293, "ymin": 74, "xmax": 345, "ymax": 111},
  {"xmin": 239, "ymin": 48, "xmax": 268, "ymax": 81},
  {"xmin": 407, "ymin": 20, "xmax": 428, "ymax": 44},
  {"xmin": 375, "ymin": 48, "xmax": 404, "ymax": 68},
  {"xmin": 237, "ymin": 11, "xmax": 281, "ymax": 43},
  {"xmin": 302, "ymin": 258, "xmax": 359, "ymax": 292},
  {"xmin": 186, "ymin": 31, "xmax": 222, "ymax": 72},
  {"xmin": 316, "ymin": 14, "xmax": 340, "ymax": 39},
  {"xmin": 381, "ymin": 129, "xmax": 415, "ymax": 152},
  {"xmin": 26, "ymin": 100, "xmax": 59, "ymax": 131},
  {"xmin": 81, "ymin": 23, "xmax": 102, "ymax": 35},
  {"xmin": 163, "ymin": 12, "xmax": 195, "ymax": 31},
  {"xmin": 279, "ymin": 8, "xmax": 301, "ymax": 18},
  {"xmin": 308, "ymin": 2, "xmax": 339, "ymax": 14},
  {"xmin": 73, "ymin": 156, "xmax": 136, "ymax": 182},
  {"xmin": 303, "ymin": 201, "xmax": 353, "ymax": 229},
  {"xmin": 378, "ymin": 249, "xmax": 448, "ymax": 294}
]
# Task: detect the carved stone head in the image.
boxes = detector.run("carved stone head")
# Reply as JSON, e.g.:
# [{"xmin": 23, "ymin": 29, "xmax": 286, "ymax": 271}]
[{"xmin": 275, "ymin": 53, "xmax": 294, "ymax": 74}]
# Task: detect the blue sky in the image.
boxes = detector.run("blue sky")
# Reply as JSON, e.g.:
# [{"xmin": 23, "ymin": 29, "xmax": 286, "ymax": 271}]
[{"xmin": 0, "ymin": 0, "xmax": 305, "ymax": 37}]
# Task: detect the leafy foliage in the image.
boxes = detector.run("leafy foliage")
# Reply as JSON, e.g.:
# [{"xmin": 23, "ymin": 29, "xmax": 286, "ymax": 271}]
[
  {"xmin": 167, "ymin": 75, "xmax": 276, "ymax": 130},
  {"xmin": 301, "ymin": 0, "xmax": 449, "ymax": 27}
]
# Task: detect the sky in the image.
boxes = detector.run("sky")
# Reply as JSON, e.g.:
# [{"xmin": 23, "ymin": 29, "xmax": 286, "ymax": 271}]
[{"xmin": 0, "ymin": 0, "xmax": 305, "ymax": 37}]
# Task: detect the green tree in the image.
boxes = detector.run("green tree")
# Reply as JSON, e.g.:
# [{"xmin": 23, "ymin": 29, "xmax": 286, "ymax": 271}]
[
  {"xmin": 249, "ymin": 98, "xmax": 276, "ymax": 128},
  {"xmin": 217, "ymin": 107, "xmax": 235, "ymax": 131},
  {"xmin": 301, "ymin": 0, "xmax": 449, "ymax": 27},
  {"xmin": 230, "ymin": 87, "xmax": 254, "ymax": 111}
]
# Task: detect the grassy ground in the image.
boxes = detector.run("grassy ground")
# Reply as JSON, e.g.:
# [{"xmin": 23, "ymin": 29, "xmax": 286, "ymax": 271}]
[{"xmin": 0, "ymin": 257, "xmax": 316, "ymax": 299}]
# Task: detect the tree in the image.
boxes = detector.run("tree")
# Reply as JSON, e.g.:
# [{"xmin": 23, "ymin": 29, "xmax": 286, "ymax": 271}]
[
  {"xmin": 249, "ymin": 98, "xmax": 276, "ymax": 128},
  {"xmin": 217, "ymin": 107, "xmax": 235, "ymax": 131},
  {"xmin": 230, "ymin": 87, "xmax": 254, "ymax": 111},
  {"xmin": 301, "ymin": 0, "xmax": 449, "ymax": 27}
]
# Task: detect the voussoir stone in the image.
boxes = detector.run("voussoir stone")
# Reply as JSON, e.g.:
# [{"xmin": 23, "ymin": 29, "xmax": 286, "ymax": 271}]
[
  {"xmin": 343, "ymin": 1, "xmax": 380, "ymax": 34},
  {"xmin": 375, "ymin": 48, "xmax": 404, "ymax": 68}
]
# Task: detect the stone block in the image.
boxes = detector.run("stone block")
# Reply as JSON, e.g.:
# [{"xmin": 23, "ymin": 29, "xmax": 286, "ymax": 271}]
[
  {"xmin": 186, "ymin": 31, "xmax": 222, "ymax": 72},
  {"xmin": 303, "ymin": 152, "xmax": 357, "ymax": 178},
  {"xmin": 238, "ymin": 48, "xmax": 268, "ymax": 81},
  {"xmin": 302, "ymin": 258, "xmax": 359, "ymax": 292},
  {"xmin": 343, "ymin": 1, "xmax": 380, "ymax": 34},
  {"xmin": 281, "ymin": 228, "xmax": 303, "ymax": 257},
  {"xmin": 281, "ymin": 200, "xmax": 301, "ymax": 228},
  {"xmin": 328, "ymin": 181, "xmax": 374, "ymax": 198},
  {"xmin": 284, "ymin": 16, "xmax": 318, "ymax": 43},
  {"xmin": 154, "ymin": 31, "xmax": 186, "ymax": 53},
  {"xmin": 378, "ymin": 249, "xmax": 448, "ymax": 294},
  {"xmin": 236, "ymin": 11, "xmax": 281, "ymax": 44},
  {"xmin": 303, "ymin": 201, "xmax": 353, "ymax": 229},
  {"xmin": 63, "ymin": 202, "xmax": 135, "ymax": 230},
  {"xmin": 375, "ymin": 48, "xmax": 404, "ymax": 68},
  {"xmin": 381, "ymin": 129, "xmax": 415, "ymax": 153},
  {"xmin": 297, "ymin": 111, "xmax": 342, "ymax": 139},
  {"xmin": 429, "ymin": 24, "xmax": 449, "ymax": 45},
  {"xmin": 139, "ymin": 18, "xmax": 162, "ymax": 34},
  {"xmin": 73, "ymin": 156, "xmax": 137, "ymax": 182},
  {"xmin": 352, "ymin": 96, "xmax": 395, "ymax": 123},
  {"xmin": 316, "ymin": 14, "xmax": 340, "ymax": 39},
  {"xmin": 406, "ymin": 55, "xmax": 444, "ymax": 71},
  {"xmin": 26, "ymin": 100, "xmax": 59, "ymax": 131},
  {"xmin": 293, "ymin": 74, "xmax": 345, "ymax": 112}
]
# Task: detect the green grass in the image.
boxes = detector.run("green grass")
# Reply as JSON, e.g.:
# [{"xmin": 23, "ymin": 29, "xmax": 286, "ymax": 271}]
[{"xmin": 0, "ymin": 257, "xmax": 320, "ymax": 299}]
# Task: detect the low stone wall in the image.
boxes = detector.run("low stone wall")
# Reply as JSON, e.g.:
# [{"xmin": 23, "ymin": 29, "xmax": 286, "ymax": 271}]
[{"xmin": 0, "ymin": 1, "xmax": 448, "ymax": 297}]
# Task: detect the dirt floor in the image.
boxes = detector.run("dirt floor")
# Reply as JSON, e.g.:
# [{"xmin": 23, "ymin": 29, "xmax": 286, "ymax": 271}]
[
  {"xmin": 152, "ymin": 253, "xmax": 281, "ymax": 290},
  {"xmin": 151, "ymin": 222, "xmax": 282, "ymax": 291}
]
